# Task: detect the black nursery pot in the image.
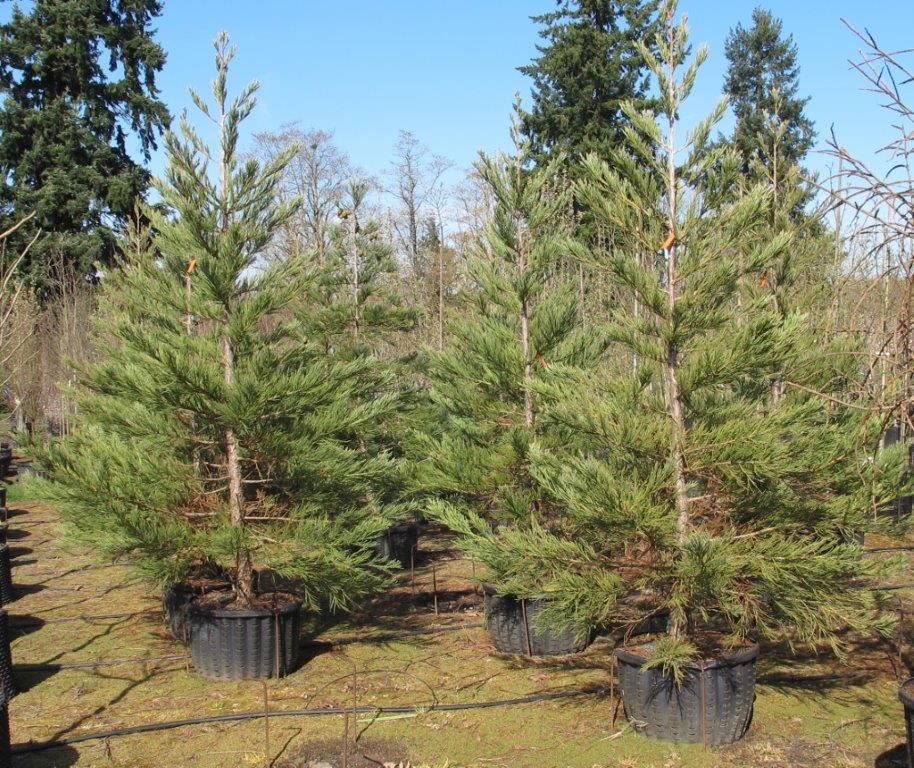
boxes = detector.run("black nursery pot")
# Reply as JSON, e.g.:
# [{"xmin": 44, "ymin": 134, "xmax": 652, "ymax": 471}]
[
  {"xmin": 186, "ymin": 594, "xmax": 303, "ymax": 680},
  {"xmin": 163, "ymin": 582, "xmax": 229, "ymax": 643},
  {"xmin": 0, "ymin": 704, "xmax": 9, "ymax": 768},
  {"xmin": 483, "ymin": 585, "xmax": 589, "ymax": 656},
  {"xmin": 376, "ymin": 522, "xmax": 419, "ymax": 569},
  {"xmin": 900, "ymin": 678, "xmax": 914, "ymax": 768},
  {"xmin": 0, "ymin": 548, "xmax": 12, "ymax": 608},
  {"xmin": 615, "ymin": 641, "xmax": 758, "ymax": 745},
  {"xmin": 0, "ymin": 608, "xmax": 14, "ymax": 768},
  {"xmin": 0, "ymin": 610, "xmax": 15, "ymax": 708}
]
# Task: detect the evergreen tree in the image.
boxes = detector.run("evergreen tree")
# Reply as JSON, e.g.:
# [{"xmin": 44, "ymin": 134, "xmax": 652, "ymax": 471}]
[
  {"xmin": 519, "ymin": 0, "xmax": 661, "ymax": 168},
  {"xmin": 0, "ymin": 0, "xmax": 170, "ymax": 293},
  {"xmin": 306, "ymin": 179, "xmax": 419, "ymax": 359},
  {"xmin": 469, "ymin": 4, "xmax": 908, "ymax": 669},
  {"xmin": 300, "ymin": 179, "xmax": 421, "ymax": 531},
  {"xmin": 416, "ymin": 125, "xmax": 604, "ymax": 594},
  {"xmin": 36, "ymin": 35, "xmax": 402, "ymax": 611},
  {"xmin": 724, "ymin": 8, "xmax": 814, "ymax": 183}
]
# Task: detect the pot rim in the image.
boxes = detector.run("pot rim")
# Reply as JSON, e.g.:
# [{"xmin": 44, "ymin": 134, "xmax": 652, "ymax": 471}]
[
  {"xmin": 385, "ymin": 522, "xmax": 418, "ymax": 533},
  {"xmin": 165, "ymin": 580, "xmax": 231, "ymax": 595},
  {"xmin": 482, "ymin": 583, "xmax": 551, "ymax": 602},
  {"xmin": 615, "ymin": 640, "xmax": 759, "ymax": 670},
  {"xmin": 187, "ymin": 592, "xmax": 302, "ymax": 619}
]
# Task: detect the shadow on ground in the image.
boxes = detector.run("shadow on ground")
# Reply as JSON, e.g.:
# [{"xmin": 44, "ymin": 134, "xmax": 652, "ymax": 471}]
[
  {"xmin": 11, "ymin": 743, "xmax": 79, "ymax": 767},
  {"xmin": 875, "ymin": 743, "xmax": 907, "ymax": 767}
]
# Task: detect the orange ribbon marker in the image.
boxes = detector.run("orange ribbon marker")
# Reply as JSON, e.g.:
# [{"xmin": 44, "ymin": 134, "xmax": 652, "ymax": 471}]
[
  {"xmin": 661, "ymin": 231, "xmax": 677, "ymax": 250},
  {"xmin": 186, "ymin": 259, "xmax": 197, "ymax": 274}
]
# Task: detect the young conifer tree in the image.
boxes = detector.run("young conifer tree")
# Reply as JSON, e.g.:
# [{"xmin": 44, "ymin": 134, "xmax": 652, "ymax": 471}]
[
  {"xmin": 297, "ymin": 178, "xmax": 420, "ymax": 528},
  {"xmin": 739, "ymin": 106, "xmax": 903, "ymax": 541},
  {"xmin": 304, "ymin": 178, "xmax": 419, "ymax": 359},
  {"xmin": 415, "ymin": 117, "xmax": 604, "ymax": 596},
  {"xmin": 520, "ymin": 3, "xmax": 911, "ymax": 670},
  {"xmin": 36, "ymin": 34, "xmax": 401, "ymax": 611}
]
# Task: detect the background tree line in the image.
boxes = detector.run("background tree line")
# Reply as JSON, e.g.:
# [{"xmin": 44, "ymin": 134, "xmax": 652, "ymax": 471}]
[{"xmin": 1, "ymin": 0, "xmax": 908, "ymax": 441}]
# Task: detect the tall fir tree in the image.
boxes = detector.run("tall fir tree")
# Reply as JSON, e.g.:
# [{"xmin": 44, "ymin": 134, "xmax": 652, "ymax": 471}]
[
  {"xmin": 724, "ymin": 8, "xmax": 814, "ymax": 184},
  {"xmin": 0, "ymin": 0, "xmax": 170, "ymax": 293},
  {"xmin": 519, "ymin": 0, "xmax": 661, "ymax": 169},
  {"xmin": 457, "ymin": 3, "xmax": 909, "ymax": 669},
  {"xmin": 36, "ymin": 35, "xmax": 402, "ymax": 611},
  {"xmin": 416, "ymin": 122, "xmax": 604, "ymax": 595}
]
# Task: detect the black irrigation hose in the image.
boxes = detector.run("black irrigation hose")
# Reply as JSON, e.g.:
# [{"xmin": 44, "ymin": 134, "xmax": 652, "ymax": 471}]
[
  {"xmin": 872, "ymin": 583, "xmax": 914, "ymax": 592},
  {"xmin": 867, "ymin": 544, "xmax": 914, "ymax": 551},
  {"xmin": 11, "ymin": 687, "xmax": 600, "ymax": 755}
]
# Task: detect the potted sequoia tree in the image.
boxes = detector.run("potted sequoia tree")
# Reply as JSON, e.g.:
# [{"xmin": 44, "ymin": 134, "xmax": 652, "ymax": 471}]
[
  {"xmin": 36, "ymin": 36, "xmax": 401, "ymax": 679},
  {"xmin": 511, "ymin": 3, "xmax": 912, "ymax": 744},
  {"xmin": 305, "ymin": 179, "xmax": 421, "ymax": 568},
  {"xmin": 416, "ymin": 124, "xmax": 605, "ymax": 656}
]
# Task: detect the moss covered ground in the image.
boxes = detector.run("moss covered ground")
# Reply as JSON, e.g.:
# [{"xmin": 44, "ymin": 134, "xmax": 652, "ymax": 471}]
[{"xmin": 6, "ymin": 485, "xmax": 912, "ymax": 767}]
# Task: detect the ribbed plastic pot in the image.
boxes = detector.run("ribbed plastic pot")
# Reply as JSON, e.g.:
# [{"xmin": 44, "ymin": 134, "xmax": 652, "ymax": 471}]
[
  {"xmin": 0, "ymin": 704, "xmax": 9, "ymax": 768},
  {"xmin": 186, "ymin": 595, "xmax": 302, "ymax": 680},
  {"xmin": 615, "ymin": 642, "xmax": 758, "ymax": 745},
  {"xmin": 375, "ymin": 523, "xmax": 418, "ymax": 569},
  {"xmin": 483, "ymin": 585, "xmax": 589, "ymax": 656},
  {"xmin": 0, "ymin": 486, "xmax": 6, "ymax": 511},
  {"xmin": 0, "ymin": 611, "xmax": 14, "ymax": 708},
  {"xmin": 0, "ymin": 526, "xmax": 7, "ymax": 547},
  {"xmin": 0, "ymin": 548, "xmax": 12, "ymax": 607},
  {"xmin": 900, "ymin": 678, "xmax": 914, "ymax": 768},
  {"xmin": 163, "ymin": 582, "xmax": 220, "ymax": 643}
]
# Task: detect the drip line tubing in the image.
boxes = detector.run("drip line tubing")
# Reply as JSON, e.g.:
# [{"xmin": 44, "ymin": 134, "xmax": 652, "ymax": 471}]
[{"xmin": 11, "ymin": 687, "xmax": 602, "ymax": 755}]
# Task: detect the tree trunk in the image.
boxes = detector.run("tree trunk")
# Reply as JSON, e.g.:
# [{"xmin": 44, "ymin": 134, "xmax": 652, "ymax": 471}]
[
  {"xmin": 516, "ymin": 214, "xmax": 535, "ymax": 431},
  {"xmin": 663, "ymin": 58, "xmax": 689, "ymax": 641},
  {"xmin": 350, "ymin": 205, "xmax": 360, "ymax": 345},
  {"xmin": 222, "ymin": 331, "xmax": 252, "ymax": 603},
  {"xmin": 437, "ymin": 211, "xmax": 446, "ymax": 351}
]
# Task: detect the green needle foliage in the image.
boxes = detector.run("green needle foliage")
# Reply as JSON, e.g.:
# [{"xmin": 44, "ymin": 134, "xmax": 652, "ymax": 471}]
[
  {"xmin": 415, "ymin": 121, "xmax": 604, "ymax": 599},
  {"xmin": 520, "ymin": 0, "xmax": 661, "ymax": 168},
  {"xmin": 521, "ymin": 3, "xmax": 912, "ymax": 668},
  {"xmin": 296, "ymin": 177, "xmax": 421, "ymax": 530},
  {"xmin": 304, "ymin": 178, "xmax": 419, "ymax": 360},
  {"xmin": 34, "ymin": 35, "xmax": 402, "ymax": 612},
  {"xmin": 724, "ymin": 8, "xmax": 815, "ymax": 185}
]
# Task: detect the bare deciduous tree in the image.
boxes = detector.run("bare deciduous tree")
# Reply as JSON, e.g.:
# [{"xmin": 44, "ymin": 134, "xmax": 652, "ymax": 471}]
[
  {"xmin": 387, "ymin": 130, "xmax": 451, "ymax": 277},
  {"xmin": 252, "ymin": 124, "xmax": 350, "ymax": 263},
  {"xmin": 823, "ymin": 20, "xmax": 914, "ymax": 437}
]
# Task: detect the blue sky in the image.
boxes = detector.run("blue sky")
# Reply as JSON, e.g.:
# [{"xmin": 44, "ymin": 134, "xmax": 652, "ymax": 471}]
[{"xmin": 6, "ymin": 1, "xmax": 914, "ymax": 184}]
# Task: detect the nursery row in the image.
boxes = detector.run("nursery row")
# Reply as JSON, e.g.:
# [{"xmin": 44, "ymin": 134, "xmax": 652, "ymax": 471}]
[
  {"xmin": 24, "ymin": 6, "xmax": 914, "ymax": 761},
  {"xmin": 0, "ymin": 453, "xmax": 25, "ymax": 767}
]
